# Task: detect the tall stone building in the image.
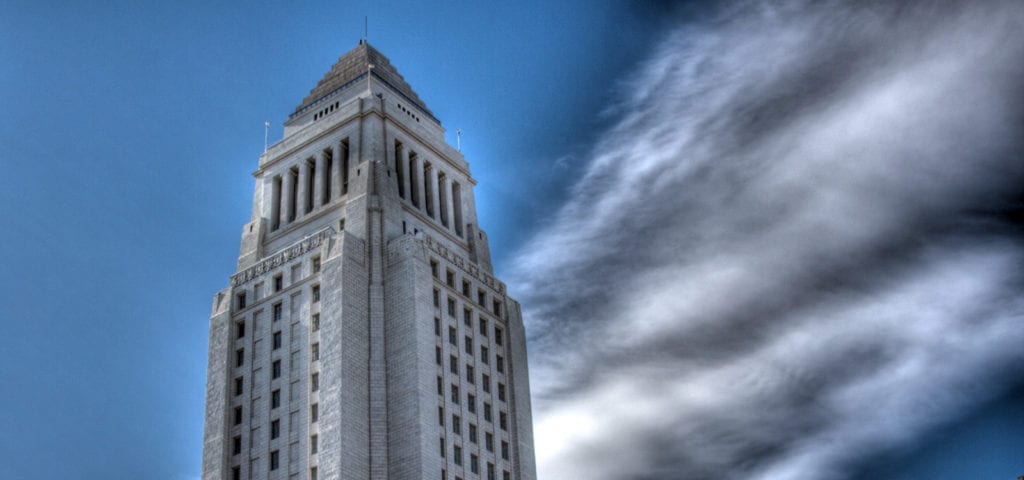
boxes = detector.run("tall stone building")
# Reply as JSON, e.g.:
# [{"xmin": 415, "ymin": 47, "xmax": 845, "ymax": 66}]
[{"xmin": 202, "ymin": 41, "xmax": 536, "ymax": 480}]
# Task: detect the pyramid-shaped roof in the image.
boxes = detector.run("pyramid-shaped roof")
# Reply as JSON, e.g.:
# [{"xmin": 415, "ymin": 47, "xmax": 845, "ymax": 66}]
[{"xmin": 292, "ymin": 42, "xmax": 434, "ymax": 120}]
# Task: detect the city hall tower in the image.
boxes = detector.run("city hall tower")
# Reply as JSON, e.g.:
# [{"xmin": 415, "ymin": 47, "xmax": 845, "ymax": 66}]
[{"xmin": 202, "ymin": 42, "xmax": 536, "ymax": 480}]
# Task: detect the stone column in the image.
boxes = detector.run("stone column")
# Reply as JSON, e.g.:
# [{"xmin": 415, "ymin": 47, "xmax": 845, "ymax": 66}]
[
  {"xmin": 427, "ymin": 163, "xmax": 438, "ymax": 219},
  {"xmin": 297, "ymin": 162, "xmax": 310, "ymax": 217},
  {"xmin": 333, "ymin": 141, "xmax": 345, "ymax": 197},
  {"xmin": 270, "ymin": 176, "xmax": 281, "ymax": 230},
  {"xmin": 281, "ymin": 170, "xmax": 293, "ymax": 225},
  {"xmin": 413, "ymin": 155, "xmax": 425, "ymax": 209},
  {"xmin": 437, "ymin": 172, "xmax": 449, "ymax": 227},
  {"xmin": 400, "ymin": 146, "xmax": 410, "ymax": 201},
  {"xmin": 315, "ymin": 150, "xmax": 326, "ymax": 207}
]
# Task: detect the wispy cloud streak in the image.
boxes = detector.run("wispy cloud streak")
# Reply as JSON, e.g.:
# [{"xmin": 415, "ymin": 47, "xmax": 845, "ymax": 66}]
[{"xmin": 509, "ymin": 1, "xmax": 1024, "ymax": 478}]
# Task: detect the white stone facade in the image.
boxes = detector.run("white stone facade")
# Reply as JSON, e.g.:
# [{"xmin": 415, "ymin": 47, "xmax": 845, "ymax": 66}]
[{"xmin": 202, "ymin": 42, "xmax": 536, "ymax": 480}]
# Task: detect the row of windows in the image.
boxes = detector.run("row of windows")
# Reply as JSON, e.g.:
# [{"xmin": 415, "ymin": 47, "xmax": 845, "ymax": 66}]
[
  {"xmin": 438, "ymin": 403, "xmax": 510, "ymax": 436},
  {"xmin": 431, "ymin": 259, "xmax": 503, "ymax": 317},
  {"xmin": 236, "ymin": 255, "xmax": 322, "ymax": 312},
  {"xmin": 229, "ymin": 401, "xmax": 321, "ymax": 474},
  {"xmin": 433, "ymin": 294, "xmax": 504, "ymax": 346},
  {"xmin": 439, "ymin": 449, "xmax": 512, "ymax": 480}
]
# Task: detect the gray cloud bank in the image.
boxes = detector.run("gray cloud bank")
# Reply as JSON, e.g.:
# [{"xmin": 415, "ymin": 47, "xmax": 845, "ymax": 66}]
[{"xmin": 507, "ymin": 1, "xmax": 1024, "ymax": 479}]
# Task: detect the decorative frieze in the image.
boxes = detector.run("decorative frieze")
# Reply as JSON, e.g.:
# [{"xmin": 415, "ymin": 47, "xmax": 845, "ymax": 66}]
[
  {"xmin": 231, "ymin": 227, "xmax": 335, "ymax": 286},
  {"xmin": 422, "ymin": 234, "xmax": 505, "ymax": 295}
]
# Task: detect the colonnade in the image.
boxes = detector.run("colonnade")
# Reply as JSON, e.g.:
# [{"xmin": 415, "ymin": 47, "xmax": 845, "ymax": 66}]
[
  {"xmin": 396, "ymin": 140, "xmax": 464, "ymax": 238},
  {"xmin": 270, "ymin": 138, "xmax": 350, "ymax": 231}
]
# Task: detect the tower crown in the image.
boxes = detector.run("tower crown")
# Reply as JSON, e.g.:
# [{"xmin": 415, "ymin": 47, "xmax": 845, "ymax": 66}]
[{"xmin": 290, "ymin": 42, "xmax": 436, "ymax": 123}]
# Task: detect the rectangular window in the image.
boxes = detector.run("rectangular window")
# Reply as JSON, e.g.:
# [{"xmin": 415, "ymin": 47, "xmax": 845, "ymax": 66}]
[
  {"xmin": 271, "ymin": 389, "xmax": 281, "ymax": 409},
  {"xmin": 273, "ymin": 331, "xmax": 282, "ymax": 350},
  {"xmin": 471, "ymin": 454, "xmax": 479, "ymax": 474},
  {"xmin": 271, "ymin": 419, "xmax": 280, "ymax": 439},
  {"xmin": 436, "ymin": 346, "xmax": 442, "ymax": 365},
  {"xmin": 494, "ymin": 327, "xmax": 503, "ymax": 346},
  {"xmin": 481, "ymin": 346, "xmax": 489, "ymax": 364},
  {"xmin": 234, "ymin": 377, "xmax": 243, "ymax": 396},
  {"xmin": 233, "ymin": 406, "xmax": 243, "ymax": 425},
  {"xmin": 272, "ymin": 360, "xmax": 281, "ymax": 379},
  {"xmin": 310, "ymin": 403, "xmax": 318, "ymax": 422},
  {"xmin": 462, "ymin": 280, "xmax": 470, "ymax": 297},
  {"xmin": 311, "ymin": 313, "xmax": 320, "ymax": 331},
  {"xmin": 439, "ymin": 406, "xmax": 445, "ymax": 426},
  {"xmin": 433, "ymin": 289, "xmax": 440, "ymax": 307},
  {"xmin": 484, "ymin": 403, "xmax": 492, "ymax": 422},
  {"xmin": 310, "ymin": 434, "xmax": 318, "ymax": 454},
  {"xmin": 311, "ymin": 467, "xmax": 318, "ymax": 480},
  {"xmin": 487, "ymin": 463, "xmax": 495, "ymax": 480},
  {"xmin": 498, "ymin": 383, "xmax": 506, "ymax": 402},
  {"xmin": 453, "ymin": 445, "xmax": 462, "ymax": 465},
  {"xmin": 483, "ymin": 374, "xmax": 490, "ymax": 393},
  {"xmin": 440, "ymin": 437, "xmax": 446, "ymax": 458},
  {"xmin": 310, "ymin": 373, "xmax": 319, "ymax": 392},
  {"xmin": 270, "ymin": 450, "xmax": 279, "ymax": 470},
  {"xmin": 437, "ymin": 376, "xmax": 444, "ymax": 395},
  {"xmin": 232, "ymin": 466, "xmax": 240, "ymax": 480},
  {"xmin": 450, "ymin": 355, "xmax": 459, "ymax": 374},
  {"xmin": 466, "ymin": 365, "xmax": 475, "ymax": 384},
  {"xmin": 463, "ymin": 309, "xmax": 472, "ymax": 327},
  {"xmin": 232, "ymin": 435, "xmax": 241, "ymax": 455},
  {"xmin": 493, "ymin": 300, "xmax": 502, "ymax": 317},
  {"xmin": 446, "ymin": 270, "xmax": 455, "ymax": 287},
  {"xmin": 452, "ymin": 414, "xmax": 461, "ymax": 435},
  {"xmin": 447, "ymin": 298, "xmax": 456, "ymax": 317},
  {"xmin": 497, "ymin": 355, "xmax": 504, "ymax": 374},
  {"xmin": 311, "ymin": 343, "xmax": 319, "ymax": 361},
  {"xmin": 480, "ymin": 318, "xmax": 488, "ymax": 337},
  {"xmin": 430, "ymin": 259, "xmax": 439, "ymax": 278},
  {"xmin": 499, "ymin": 411, "xmax": 508, "ymax": 431},
  {"xmin": 468, "ymin": 394, "xmax": 476, "ymax": 413},
  {"xmin": 451, "ymin": 384, "xmax": 460, "ymax": 404},
  {"xmin": 464, "ymin": 336, "xmax": 473, "ymax": 355},
  {"xmin": 435, "ymin": 317, "xmax": 441, "ymax": 336},
  {"xmin": 237, "ymin": 292, "xmax": 247, "ymax": 310},
  {"xmin": 477, "ymin": 290, "xmax": 486, "ymax": 306},
  {"xmin": 237, "ymin": 321, "xmax": 246, "ymax": 339},
  {"xmin": 312, "ymin": 285, "xmax": 320, "ymax": 302},
  {"xmin": 501, "ymin": 440, "xmax": 509, "ymax": 460},
  {"xmin": 469, "ymin": 423, "xmax": 477, "ymax": 443},
  {"xmin": 236, "ymin": 348, "xmax": 245, "ymax": 367},
  {"xmin": 274, "ymin": 274, "xmax": 283, "ymax": 292},
  {"xmin": 312, "ymin": 256, "xmax": 321, "ymax": 273},
  {"xmin": 448, "ymin": 327, "xmax": 457, "ymax": 346},
  {"xmin": 486, "ymin": 433, "xmax": 494, "ymax": 452},
  {"xmin": 273, "ymin": 303, "xmax": 283, "ymax": 322}
]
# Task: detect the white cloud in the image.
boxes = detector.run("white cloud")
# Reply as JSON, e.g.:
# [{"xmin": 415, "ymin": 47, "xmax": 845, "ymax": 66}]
[{"xmin": 510, "ymin": 1, "xmax": 1024, "ymax": 478}]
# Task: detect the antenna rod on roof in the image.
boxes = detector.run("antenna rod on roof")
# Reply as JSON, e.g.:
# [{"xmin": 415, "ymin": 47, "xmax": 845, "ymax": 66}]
[
  {"xmin": 457, "ymin": 129, "xmax": 462, "ymax": 152},
  {"xmin": 263, "ymin": 121, "xmax": 269, "ymax": 153}
]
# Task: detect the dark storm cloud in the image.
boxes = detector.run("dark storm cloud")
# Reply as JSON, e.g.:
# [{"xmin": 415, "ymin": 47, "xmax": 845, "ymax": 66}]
[{"xmin": 507, "ymin": 1, "xmax": 1024, "ymax": 478}]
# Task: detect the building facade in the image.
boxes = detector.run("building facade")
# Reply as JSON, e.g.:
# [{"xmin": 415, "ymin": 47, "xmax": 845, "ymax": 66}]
[{"xmin": 201, "ymin": 42, "xmax": 536, "ymax": 480}]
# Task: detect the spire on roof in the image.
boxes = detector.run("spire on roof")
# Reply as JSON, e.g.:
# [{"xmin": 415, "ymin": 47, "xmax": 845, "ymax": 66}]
[{"xmin": 292, "ymin": 42, "xmax": 434, "ymax": 121}]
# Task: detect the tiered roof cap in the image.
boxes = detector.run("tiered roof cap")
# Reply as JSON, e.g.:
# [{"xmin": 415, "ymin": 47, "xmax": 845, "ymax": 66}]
[{"xmin": 291, "ymin": 41, "xmax": 435, "ymax": 121}]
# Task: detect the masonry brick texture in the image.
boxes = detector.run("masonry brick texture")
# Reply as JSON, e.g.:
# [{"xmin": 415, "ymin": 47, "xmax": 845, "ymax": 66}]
[{"xmin": 202, "ymin": 42, "xmax": 537, "ymax": 480}]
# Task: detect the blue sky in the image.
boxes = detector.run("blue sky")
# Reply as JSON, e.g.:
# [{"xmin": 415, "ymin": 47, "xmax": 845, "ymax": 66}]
[{"xmin": 1, "ymin": 1, "xmax": 1022, "ymax": 479}]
